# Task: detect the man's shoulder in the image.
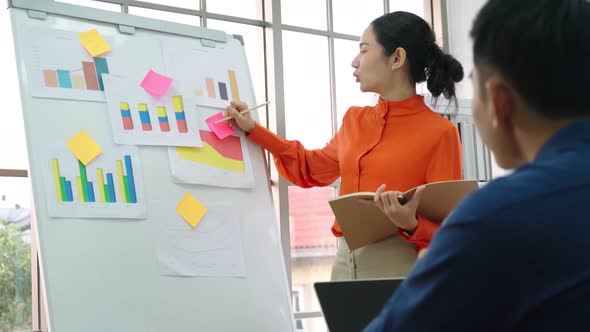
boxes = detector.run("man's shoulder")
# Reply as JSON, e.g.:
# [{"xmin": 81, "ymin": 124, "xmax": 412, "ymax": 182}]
[{"xmin": 447, "ymin": 166, "xmax": 555, "ymax": 224}]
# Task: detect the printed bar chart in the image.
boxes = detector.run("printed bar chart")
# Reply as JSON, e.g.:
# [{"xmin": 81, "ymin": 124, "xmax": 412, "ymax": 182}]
[
  {"xmin": 200, "ymin": 71, "xmax": 240, "ymax": 102},
  {"xmin": 51, "ymin": 154, "xmax": 138, "ymax": 204},
  {"xmin": 104, "ymin": 75, "xmax": 202, "ymax": 147},
  {"xmin": 172, "ymin": 96, "xmax": 188, "ymax": 133},
  {"xmin": 42, "ymin": 57, "xmax": 110, "ymax": 91}
]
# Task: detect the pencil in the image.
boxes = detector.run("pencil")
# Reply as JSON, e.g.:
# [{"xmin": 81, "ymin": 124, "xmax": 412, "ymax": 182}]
[{"xmin": 214, "ymin": 101, "xmax": 270, "ymax": 124}]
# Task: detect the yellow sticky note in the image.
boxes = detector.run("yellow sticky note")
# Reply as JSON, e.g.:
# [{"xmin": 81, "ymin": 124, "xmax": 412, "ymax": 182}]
[
  {"xmin": 78, "ymin": 29, "xmax": 111, "ymax": 57},
  {"xmin": 65, "ymin": 130, "xmax": 103, "ymax": 165},
  {"xmin": 176, "ymin": 193, "xmax": 207, "ymax": 228}
]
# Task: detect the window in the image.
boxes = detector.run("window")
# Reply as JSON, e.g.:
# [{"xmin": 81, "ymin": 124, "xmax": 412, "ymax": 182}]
[
  {"xmin": 0, "ymin": 6, "xmax": 33, "ymax": 330},
  {"xmin": 56, "ymin": 0, "xmax": 121, "ymax": 11},
  {"xmin": 128, "ymin": 6, "xmax": 201, "ymax": 26},
  {"xmin": 0, "ymin": 14, "xmax": 27, "ymax": 170},
  {"xmin": 206, "ymin": 20, "xmax": 267, "ymax": 125},
  {"xmin": 389, "ymin": 0, "xmax": 426, "ymax": 17},
  {"xmin": 334, "ymin": 38, "xmax": 377, "ymax": 128},
  {"xmin": 292, "ymin": 289, "xmax": 304, "ymax": 330},
  {"xmin": 130, "ymin": 0, "xmax": 199, "ymax": 10},
  {"xmin": 281, "ymin": 0, "xmax": 327, "ymax": 30},
  {"xmin": 282, "ymin": 31, "xmax": 332, "ymax": 149},
  {"xmin": 207, "ymin": 0, "xmax": 262, "ymax": 20},
  {"xmin": 333, "ymin": 0, "xmax": 383, "ymax": 36},
  {"xmin": 0, "ymin": 177, "xmax": 33, "ymax": 332},
  {"xmin": 289, "ymin": 187, "xmax": 335, "ymax": 332}
]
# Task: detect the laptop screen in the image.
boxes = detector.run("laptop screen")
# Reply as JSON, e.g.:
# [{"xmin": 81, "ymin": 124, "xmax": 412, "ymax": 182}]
[{"xmin": 314, "ymin": 278, "xmax": 404, "ymax": 332}]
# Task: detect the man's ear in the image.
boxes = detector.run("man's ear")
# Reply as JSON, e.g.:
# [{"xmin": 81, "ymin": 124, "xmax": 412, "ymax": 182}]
[
  {"xmin": 485, "ymin": 77, "xmax": 515, "ymax": 128},
  {"xmin": 391, "ymin": 47, "xmax": 407, "ymax": 71}
]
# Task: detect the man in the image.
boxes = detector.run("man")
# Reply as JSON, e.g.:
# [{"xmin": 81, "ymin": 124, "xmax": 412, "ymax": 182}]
[{"xmin": 365, "ymin": 0, "xmax": 590, "ymax": 330}]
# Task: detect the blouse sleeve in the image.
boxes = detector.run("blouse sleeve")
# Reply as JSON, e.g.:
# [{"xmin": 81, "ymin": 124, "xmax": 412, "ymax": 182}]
[
  {"xmin": 247, "ymin": 123, "xmax": 340, "ymax": 188},
  {"xmin": 399, "ymin": 125, "xmax": 463, "ymax": 250}
]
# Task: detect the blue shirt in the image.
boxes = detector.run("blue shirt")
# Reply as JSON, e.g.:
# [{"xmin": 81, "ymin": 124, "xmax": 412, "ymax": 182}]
[{"xmin": 365, "ymin": 118, "xmax": 590, "ymax": 331}]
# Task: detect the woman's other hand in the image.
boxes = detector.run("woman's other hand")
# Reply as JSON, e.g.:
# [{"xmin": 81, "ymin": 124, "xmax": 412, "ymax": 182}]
[
  {"xmin": 226, "ymin": 100, "xmax": 256, "ymax": 133},
  {"xmin": 373, "ymin": 184, "xmax": 425, "ymax": 233}
]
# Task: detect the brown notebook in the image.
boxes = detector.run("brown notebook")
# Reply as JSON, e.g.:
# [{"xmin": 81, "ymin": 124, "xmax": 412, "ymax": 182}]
[{"xmin": 328, "ymin": 180, "xmax": 479, "ymax": 250}]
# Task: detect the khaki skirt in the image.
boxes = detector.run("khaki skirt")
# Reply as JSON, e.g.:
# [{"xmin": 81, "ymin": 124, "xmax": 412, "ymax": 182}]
[{"xmin": 330, "ymin": 235, "xmax": 417, "ymax": 281}]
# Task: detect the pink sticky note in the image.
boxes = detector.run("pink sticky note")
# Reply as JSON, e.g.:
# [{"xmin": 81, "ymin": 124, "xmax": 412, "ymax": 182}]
[
  {"xmin": 140, "ymin": 69, "xmax": 173, "ymax": 96},
  {"xmin": 205, "ymin": 112, "xmax": 236, "ymax": 140}
]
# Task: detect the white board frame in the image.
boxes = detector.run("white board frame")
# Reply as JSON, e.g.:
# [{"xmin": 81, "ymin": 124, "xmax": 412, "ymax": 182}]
[{"xmin": 9, "ymin": 1, "xmax": 294, "ymax": 331}]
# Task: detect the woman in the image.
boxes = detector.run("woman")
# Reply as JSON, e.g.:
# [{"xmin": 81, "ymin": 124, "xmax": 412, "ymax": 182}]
[{"xmin": 227, "ymin": 12, "xmax": 463, "ymax": 280}]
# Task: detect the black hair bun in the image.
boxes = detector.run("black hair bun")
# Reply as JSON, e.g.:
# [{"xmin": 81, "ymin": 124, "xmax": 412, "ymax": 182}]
[{"xmin": 426, "ymin": 48, "xmax": 464, "ymax": 99}]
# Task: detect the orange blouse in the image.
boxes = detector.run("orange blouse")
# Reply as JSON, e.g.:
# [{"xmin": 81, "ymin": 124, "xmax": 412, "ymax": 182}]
[{"xmin": 248, "ymin": 95, "xmax": 462, "ymax": 250}]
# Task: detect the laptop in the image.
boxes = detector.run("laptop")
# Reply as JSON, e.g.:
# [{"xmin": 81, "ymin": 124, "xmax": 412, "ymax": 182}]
[{"xmin": 314, "ymin": 278, "xmax": 404, "ymax": 332}]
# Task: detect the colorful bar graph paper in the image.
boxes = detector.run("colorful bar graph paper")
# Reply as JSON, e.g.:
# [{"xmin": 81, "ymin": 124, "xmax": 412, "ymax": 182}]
[
  {"xmin": 206, "ymin": 77, "xmax": 216, "ymax": 98},
  {"xmin": 218, "ymin": 82, "xmax": 228, "ymax": 101},
  {"xmin": 138, "ymin": 103, "xmax": 152, "ymax": 131},
  {"xmin": 156, "ymin": 106, "xmax": 170, "ymax": 132},
  {"xmin": 228, "ymin": 70, "xmax": 240, "ymax": 102},
  {"xmin": 172, "ymin": 96, "xmax": 188, "ymax": 133},
  {"xmin": 120, "ymin": 102, "xmax": 134, "ymax": 130},
  {"xmin": 50, "ymin": 155, "xmax": 138, "ymax": 204},
  {"xmin": 43, "ymin": 57, "xmax": 109, "ymax": 91}
]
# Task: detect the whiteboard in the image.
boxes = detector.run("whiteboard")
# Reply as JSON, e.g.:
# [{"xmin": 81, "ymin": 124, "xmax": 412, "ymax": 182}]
[{"xmin": 9, "ymin": 0, "xmax": 294, "ymax": 331}]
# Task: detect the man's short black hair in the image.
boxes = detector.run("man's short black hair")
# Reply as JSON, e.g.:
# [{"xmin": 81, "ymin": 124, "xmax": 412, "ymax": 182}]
[{"xmin": 471, "ymin": 0, "xmax": 590, "ymax": 119}]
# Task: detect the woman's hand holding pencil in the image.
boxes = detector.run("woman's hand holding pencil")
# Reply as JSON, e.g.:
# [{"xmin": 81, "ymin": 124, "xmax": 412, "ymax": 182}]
[{"xmin": 223, "ymin": 101, "xmax": 270, "ymax": 134}]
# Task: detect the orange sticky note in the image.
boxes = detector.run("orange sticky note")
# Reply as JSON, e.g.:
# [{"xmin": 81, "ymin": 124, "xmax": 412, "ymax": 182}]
[
  {"xmin": 78, "ymin": 29, "xmax": 111, "ymax": 57},
  {"xmin": 65, "ymin": 130, "xmax": 103, "ymax": 165},
  {"xmin": 176, "ymin": 193, "xmax": 207, "ymax": 228}
]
